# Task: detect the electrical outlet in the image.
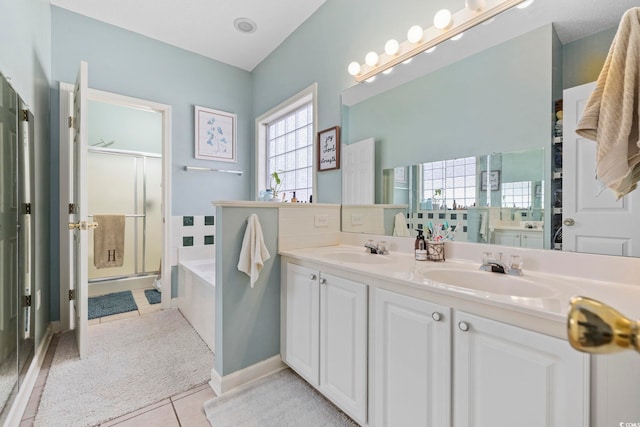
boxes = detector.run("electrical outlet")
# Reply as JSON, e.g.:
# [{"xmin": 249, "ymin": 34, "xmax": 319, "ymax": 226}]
[
  {"xmin": 351, "ymin": 214, "xmax": 364, "ymax": 225},
  {"xmin": 314, "ymin": 214, "xmax": 329, "ymax": 227}
]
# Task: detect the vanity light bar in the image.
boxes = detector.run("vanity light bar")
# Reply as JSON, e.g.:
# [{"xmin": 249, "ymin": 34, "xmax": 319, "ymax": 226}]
[{"xmin": 349, "ymin": 0, "xmax": 527, "ymax": 83}]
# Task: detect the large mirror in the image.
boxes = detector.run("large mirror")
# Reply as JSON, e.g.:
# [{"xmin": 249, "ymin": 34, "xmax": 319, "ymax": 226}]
[{"xmin": 340, "ymin": 0, "xmax": 639, "ymax": 257}]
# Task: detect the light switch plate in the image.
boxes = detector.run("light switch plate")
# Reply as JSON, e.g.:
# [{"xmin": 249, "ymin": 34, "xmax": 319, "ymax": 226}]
[
  {"xmin": 351, "ymin": 214, "xmax": 364, "ymax": 225},
  {"xmin": 314, "ymin": 214, "xmax": 329, "ymax": 227}
]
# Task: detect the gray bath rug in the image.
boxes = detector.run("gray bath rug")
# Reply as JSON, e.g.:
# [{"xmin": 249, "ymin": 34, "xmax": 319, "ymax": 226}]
[
  {"xmin": 35, "ymin": 309, "xmax": 212, "ymax": 427},
  {"xmin": 144, "ymin": 288, "xmax": 161, "ymax": 305},
  {"xmin": 88, "ymin": 290, "xmax": 137, "ymax": 319},
  {"xmin": 204, "ymin": 368, "xmax": 358, "ymax": 427}
]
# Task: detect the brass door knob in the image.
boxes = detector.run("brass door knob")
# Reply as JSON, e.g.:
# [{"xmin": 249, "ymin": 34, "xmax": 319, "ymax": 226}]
[{"xmin": 567, "ymin": 296, "xmax": 639, "ymax": 354}]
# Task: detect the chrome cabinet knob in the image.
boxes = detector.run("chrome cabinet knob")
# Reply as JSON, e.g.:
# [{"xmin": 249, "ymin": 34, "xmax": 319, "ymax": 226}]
[
  {"xmin": 319, "ymin": 278, "xmax": 327, "ymax": 285},
  {"xmin": 309, "ymin": 274, "xmax": 317, "ymax": 281},
  {"xmin": 432, "ymin": 312, "xmax": 442, "ymax": 322},
  {"xmin": 458, "ymin": 321, "xmax": 469, "ymax": 332},
  {"xmin": 563, "ymin": 218, "xmax": 575, "ymax": 226}
]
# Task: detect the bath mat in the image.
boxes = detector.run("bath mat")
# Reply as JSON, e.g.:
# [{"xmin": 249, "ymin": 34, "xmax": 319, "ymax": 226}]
[
  {"xmin": 204, "ymin": 368, "xmax": 358, "ymax": 427},
  {"xmin": 144, "ymin": 289, "xmax": 161, "ymax": 305},
  {"xmin": 35, "ymin": 309, "xmax": 213, "ymax": 427},
  {"xmin": 88, "ymin": 290, "xmax": 138, "ymax": 319}
]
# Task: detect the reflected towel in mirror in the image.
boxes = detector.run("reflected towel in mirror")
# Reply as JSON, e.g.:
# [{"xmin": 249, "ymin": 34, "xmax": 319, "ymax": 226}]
[{"xmin": 392, "ymin": 213, "xmax": 410, "ymax": 237}]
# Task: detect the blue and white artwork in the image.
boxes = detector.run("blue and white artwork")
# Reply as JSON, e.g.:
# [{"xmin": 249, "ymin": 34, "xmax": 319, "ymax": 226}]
[{"xmin": 195, "ymin": 106, "xmax": 236, "ymax": 162}]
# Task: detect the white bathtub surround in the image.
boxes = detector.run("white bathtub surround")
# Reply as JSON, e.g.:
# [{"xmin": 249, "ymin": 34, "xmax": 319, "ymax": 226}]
[
  {"xmin": 237, "ymin": 214, "xmax": 271, "ymax": 287},
  {"xmin": 178, "ymin": 258, "xmax": 215, "ymax": 353}
]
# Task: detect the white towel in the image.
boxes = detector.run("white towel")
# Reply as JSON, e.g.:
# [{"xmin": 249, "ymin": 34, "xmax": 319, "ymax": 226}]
[
  {"xmin": 237, "ymin": 214, "xmax": 271, "ymax": 288},
  {"xmin": 479, "ymin": 212, "xmax": 488, "ymax": 242},
  {"xmin": 576, "ymin": 7, "xmax": 640, "ymax": 199},
  {"xmin": 392, "ymin": 213, "xmax": 410, "ymax": 237}
]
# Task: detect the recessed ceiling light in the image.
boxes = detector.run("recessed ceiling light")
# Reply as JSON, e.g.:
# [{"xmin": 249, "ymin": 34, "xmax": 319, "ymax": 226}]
[{"xmin": 234, "ymin": 18, "xmax": 257, "ymax": 34}]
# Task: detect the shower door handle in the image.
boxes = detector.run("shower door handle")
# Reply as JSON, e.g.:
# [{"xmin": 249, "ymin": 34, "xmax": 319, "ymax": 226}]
[{"xmin": 68, "ymin": 221, "xmax": 99, "ymax": 230}]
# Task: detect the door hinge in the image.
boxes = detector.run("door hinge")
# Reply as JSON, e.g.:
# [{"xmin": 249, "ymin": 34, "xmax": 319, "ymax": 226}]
[
  {"xmin": 24, "ymin": 295, "xmax": 32, "ymax": 307},
  {"xmin": 22, "ymin": 109, "xmax": 29, "ymax": 122},
  {"xmin": 68, "ymin": 116, "xmax": 73, "ymax": 128},
  {"xmin": 24, "ymin": 203, "xmax": 31, "ymax": 214},
  {"xmin": 69, "ymin": 290, "xmax": 75, "ymax": 301},
  {"xmin": 69, "ymin": 203, "xmax": 75, "ymax": 214}
]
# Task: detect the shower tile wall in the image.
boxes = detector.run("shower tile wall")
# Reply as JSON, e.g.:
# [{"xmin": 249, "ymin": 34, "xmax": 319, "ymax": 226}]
[{"xmin": 170, "ymin": 215, "xmax": 215, "ymax": 266}]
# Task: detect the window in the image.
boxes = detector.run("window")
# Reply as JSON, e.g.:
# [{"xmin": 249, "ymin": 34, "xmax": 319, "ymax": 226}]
[
  {"xmin": 266, "ymin": 103, "xmax": 313, "ymax": 202},
  {"xmin": 256, "ymin": 84, "xmax": 317, "ymax": 202},
  {"xmin": 501, "ymin": 181, "xmax": 532, "ymax": 208},
  {"xmin": 422, "ymin": 156, "xmax": 476, "ymax": 209}
]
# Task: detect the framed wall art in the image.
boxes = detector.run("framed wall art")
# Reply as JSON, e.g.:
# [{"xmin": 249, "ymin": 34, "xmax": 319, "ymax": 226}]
[
  {"xmin": 194, "ymin": 105, "xmax": 237, "ymax": 162},
  {"xmin": 317, "ymin": 126, "xmax": 340, "ymax": 172},
  {"xmin": 481, "ymin": 170, "xmax": 501, "ymax": 191}
]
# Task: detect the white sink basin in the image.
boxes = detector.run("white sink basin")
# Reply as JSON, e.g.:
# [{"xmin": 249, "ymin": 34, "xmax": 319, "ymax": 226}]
[
  {"xmin": 320, "ymin": 251, "xmax": 392, "ymax": 264},
  {"xmin": 422, "ymin": 269, "xmax": 554, "ymax": 298}
]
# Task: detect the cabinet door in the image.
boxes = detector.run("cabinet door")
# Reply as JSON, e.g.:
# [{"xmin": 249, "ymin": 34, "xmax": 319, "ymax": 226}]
[
  {"xmin": 454, "ymin": 311, "xmax": 589, "ymax": 427},
  {"xmin": 493, "ymin": 230, "xmax": 521, "ymax": 247},
  {"xmin": 319, "ymin": 273, "xmax": 367, "ymax": 425},
  {"xmin": 521, "ymin": 231, "xmax": 543, "ymax": 249},
  {"xmin": 372, "ymin": 288, "xmax": 451, "ymax": 427},
  {"xmin": 284, "ymin": 264, "xmax": 320, "ymax": 386}
]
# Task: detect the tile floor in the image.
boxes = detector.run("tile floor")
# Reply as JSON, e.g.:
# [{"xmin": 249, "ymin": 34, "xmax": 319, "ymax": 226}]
[{"xmin": 20, "ymin": 288, "xmax": 216, "ymax": 426}]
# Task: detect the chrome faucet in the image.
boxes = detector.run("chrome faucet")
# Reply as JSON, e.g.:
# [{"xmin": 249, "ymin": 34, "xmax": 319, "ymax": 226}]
[
  {"xmin": 364, "ymin": 240, "xmax": 389, "ymax": 255},
  {"xmin": 480, "ymin": 252, "xmax": 523, "ymax": 276}
]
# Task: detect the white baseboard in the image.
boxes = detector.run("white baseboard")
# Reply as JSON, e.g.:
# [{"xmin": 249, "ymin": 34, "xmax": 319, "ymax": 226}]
[
  {"xmin": 5, "ymin": 324, "xmax": 54, "ymax": 427},
  {"xmin": 209, "ymin": 355, "xmax": 286, "ymax": 395}
]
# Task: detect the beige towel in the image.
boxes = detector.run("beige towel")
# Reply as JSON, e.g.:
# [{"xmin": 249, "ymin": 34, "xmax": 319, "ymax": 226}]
[
  {"xmin": 93, "ymin": 215, "xmax": 125, "ymax": 269},
  {"xmin": 576, "ymin": 7, "xmax": 640, "ymax": 199},
  {"xmin": 237, "ymin": 214, "xmax": 271, "ymax": 288},
  {"xmin": 392, "ymin": 213, "xmax": 410, "ymax": 237}
]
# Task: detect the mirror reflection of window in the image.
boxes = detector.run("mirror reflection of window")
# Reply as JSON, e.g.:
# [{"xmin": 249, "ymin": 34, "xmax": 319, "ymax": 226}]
[
  {"xmin": 422, "ymin": 157, "xmax": 476, "ymax": 209},
  {"xmin": 501, "ymin": 181, "xmax": 536, "ymax": 208}
]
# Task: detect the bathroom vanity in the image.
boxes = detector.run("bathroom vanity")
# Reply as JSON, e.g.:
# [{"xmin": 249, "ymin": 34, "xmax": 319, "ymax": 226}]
[{"xmin": 280, "ymin": 244, "xmax": 639, "ymax": 427}]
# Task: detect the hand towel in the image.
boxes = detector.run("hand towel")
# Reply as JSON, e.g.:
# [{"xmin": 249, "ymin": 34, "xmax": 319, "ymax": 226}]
[
  {"xmin": 392, "ymin": 213, "xmax": 410, "ymax": 237},
  {"xmin": 576, "ymin": 7, "xmax": 640, "ymax": 199},
  {"xmin": 93, "ymin": 215, "xmax": 125, "ymax": 268},
  {"xmin": 237, "ymin": 214, "xmax": 271, "ymax": 287},
  {"xmin": 479, "ymin": 212, "xmax": 488, "ymax": 243}
]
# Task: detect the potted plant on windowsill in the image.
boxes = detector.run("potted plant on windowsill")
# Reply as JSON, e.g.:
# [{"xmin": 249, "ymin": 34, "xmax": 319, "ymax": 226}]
[{"xmin": 269, "ymin": 171, "xmax": 282, "ymax": 201}]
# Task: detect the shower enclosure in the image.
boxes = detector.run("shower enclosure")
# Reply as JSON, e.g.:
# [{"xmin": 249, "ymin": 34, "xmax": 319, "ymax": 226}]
[{"xmin": 86, "ymin": 100, "xmax": 162, "ymax": 295}]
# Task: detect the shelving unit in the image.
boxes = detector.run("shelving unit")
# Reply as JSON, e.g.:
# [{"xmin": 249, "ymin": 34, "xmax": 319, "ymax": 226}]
[{"xmin": 551, "ymin": 99, "xmax": 563, "ymax": 250}]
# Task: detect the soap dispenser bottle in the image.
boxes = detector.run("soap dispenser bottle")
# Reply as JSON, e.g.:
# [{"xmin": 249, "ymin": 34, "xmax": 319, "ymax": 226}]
[{"xmin": 415, "ymin": 229, "xmax": 428, "ymax": 261}]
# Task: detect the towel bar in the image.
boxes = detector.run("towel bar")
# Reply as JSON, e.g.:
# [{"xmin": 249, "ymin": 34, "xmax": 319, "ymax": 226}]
[{"xmin": 183, "ymin": 166, "xmax": 243, "ymax": 175}]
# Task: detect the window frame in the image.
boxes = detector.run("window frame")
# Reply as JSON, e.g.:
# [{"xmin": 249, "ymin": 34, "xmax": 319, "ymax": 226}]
[{"xmin": 255, "ymin": 83, "xmax": 318, "ymax": 201}]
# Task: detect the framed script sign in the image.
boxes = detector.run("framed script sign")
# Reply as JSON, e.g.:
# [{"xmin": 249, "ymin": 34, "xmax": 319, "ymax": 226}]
[{"xmin": 317, "ymin": 126, "xmax": 340, "ymax": 171}]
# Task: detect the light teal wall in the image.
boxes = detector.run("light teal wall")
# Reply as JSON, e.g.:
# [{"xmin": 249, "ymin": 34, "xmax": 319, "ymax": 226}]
[
  {"xmin": 88, "ymin": 100, "xmax": 162, "ymax": 154},
  {"xmin": 215, "ymin": 207, "xmax": 280, "ymax": 376},
  {"xmin": 49, "ymin": 7, "xmax": 253, "ymax": 320},
  {"xmin": 0, "ymin": 0, "xmax": 51, "ymax": 347},
  {"xmin": 347, "ymin": 25, "xmax": 554, "ymax": 203},
  {"xmin": 563, "ymin": 27, "xmax": 616, "ymax": 89}
]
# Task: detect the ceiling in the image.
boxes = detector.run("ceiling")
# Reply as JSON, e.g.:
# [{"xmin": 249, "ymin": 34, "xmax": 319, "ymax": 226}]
[
  {"xmin": 50, "ymin": 0, "xmax": 327, "ymax": 71},
  {"xmin": 51, "ymin": 0, "xmax": 635, "ymax": 75}
]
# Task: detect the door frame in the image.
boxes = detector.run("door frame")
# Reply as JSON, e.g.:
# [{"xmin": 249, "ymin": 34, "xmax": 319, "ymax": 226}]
[{"xmin": 59, "ymin": 84, "xmax": 172, "ymax": 331}]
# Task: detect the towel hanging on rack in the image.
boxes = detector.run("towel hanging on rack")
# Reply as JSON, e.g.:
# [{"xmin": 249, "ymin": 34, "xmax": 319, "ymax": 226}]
[{"xmin": 93, "ymin": 214, "xmax": 125, "ymax": 269}]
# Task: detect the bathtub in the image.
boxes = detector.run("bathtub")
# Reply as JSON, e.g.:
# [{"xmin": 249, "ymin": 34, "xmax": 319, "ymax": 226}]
[{"xmin": 178, "ymin": 259, "xmax": 215, "ymax": 353}]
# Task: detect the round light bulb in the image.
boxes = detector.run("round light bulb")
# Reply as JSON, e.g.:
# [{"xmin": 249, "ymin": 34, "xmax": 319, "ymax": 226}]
[
  {"xmin": 407, "ymin": 25, "xmax": 424, "ymax": 43},
  {"xmin": 384, "ymin": 39, "xmax": 400, "ymax": 56},
  {"xmin": 425, "ymin": 46, "xmax": 436, "ymax": 53},
  {"xmin": 348, "ymin": 61, "xmax": 361, "ymax": 76},
  {"xmin": 451, "ymin": 32, "xmax": 464, "ymax": 41},
  {"xmin": 382, "ymin": 67, "xmax": 394, "ymax": 75},
  {"xmin": 465, "ymin": 0, "xmax": 486, "ymax": 11},
  {"xmin": 434, "ymin": 9, "xmax": 453, "ymax": 30},
  {"xmin": 516, "ymin": 0, "xmax": 534, "ymax": 8},
  {"xmin": 365, "ymin": 51, "xmax": 379, "ymax": 67}
]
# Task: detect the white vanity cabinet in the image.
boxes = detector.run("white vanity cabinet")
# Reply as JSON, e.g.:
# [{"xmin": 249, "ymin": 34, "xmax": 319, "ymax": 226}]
[
  {"xmin": 282, "ymin": 263, "xmax": 368, "ymax": 425},
  {"xmin": 453, "ymin": 311, "xmax": 589, "ymax": 427},
  {"xmin": 493, "ymin": 229, "xmax": 543, "ymax": 249},
  {"xmin": 371, "ymin": 288, "xmax": 451, "ymax": 427}
]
